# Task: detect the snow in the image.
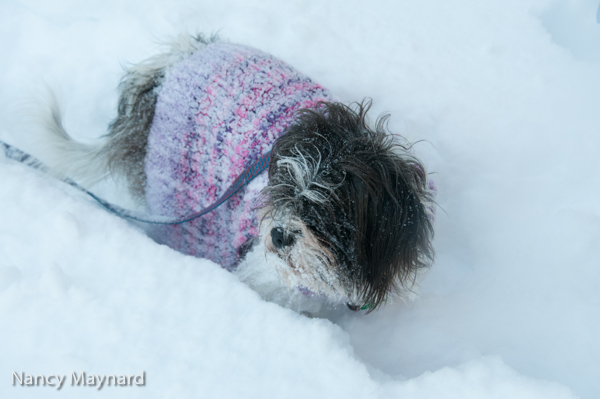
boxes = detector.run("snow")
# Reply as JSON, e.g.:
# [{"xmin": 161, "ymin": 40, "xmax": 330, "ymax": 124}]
[{"xmin": 1, "ymin": 0, "xmax": 599, "ymax": 398}]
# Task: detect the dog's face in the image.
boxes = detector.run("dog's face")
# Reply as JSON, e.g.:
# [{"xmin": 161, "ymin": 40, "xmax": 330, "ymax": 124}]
[{"xmin": 258, "ymin": 101, "xmax": 434, "ymax": 311}]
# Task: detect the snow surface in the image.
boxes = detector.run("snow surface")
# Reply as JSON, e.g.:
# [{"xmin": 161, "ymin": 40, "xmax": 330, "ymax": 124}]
[{"xmin": 1, "ymin": 0, "xmax": 599, "ymax": 398}]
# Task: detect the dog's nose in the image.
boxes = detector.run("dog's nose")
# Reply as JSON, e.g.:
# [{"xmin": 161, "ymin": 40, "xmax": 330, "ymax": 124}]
[{"xmin": 271, "ymin": 227, "xmax": 294, "ymax": 249}]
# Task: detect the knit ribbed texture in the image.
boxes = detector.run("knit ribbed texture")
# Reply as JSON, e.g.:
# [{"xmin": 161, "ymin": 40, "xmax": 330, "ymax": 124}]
[{"xmin": 144, "ymin": 42, "xmax": 334, "ymax": 270}]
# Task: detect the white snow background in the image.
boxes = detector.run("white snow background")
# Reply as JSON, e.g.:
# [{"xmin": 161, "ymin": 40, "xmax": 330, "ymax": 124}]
[{"xmin": 1, "ymin": 0, "xmax": 599, "ymax": 398}]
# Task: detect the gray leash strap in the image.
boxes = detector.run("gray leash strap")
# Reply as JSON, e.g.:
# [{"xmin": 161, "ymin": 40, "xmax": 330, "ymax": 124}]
[{"xmin": 1, "ymin": 140, "xmax": 271, "ymax": 225}]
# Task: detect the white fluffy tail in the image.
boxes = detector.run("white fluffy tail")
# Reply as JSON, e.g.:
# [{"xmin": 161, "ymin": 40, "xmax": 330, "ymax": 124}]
[{"xmin": 36, "ymin": 90, "xmax": 108, "ymax": 185}]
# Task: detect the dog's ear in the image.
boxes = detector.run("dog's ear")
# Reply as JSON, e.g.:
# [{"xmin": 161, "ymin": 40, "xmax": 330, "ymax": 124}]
[
  {"xmin": 358, "ymin": 150, "xmax": 435, "ymax": 311},
  {"xmin": 332, "ymin": 112, "xmax": 434, "ymax": 311}
]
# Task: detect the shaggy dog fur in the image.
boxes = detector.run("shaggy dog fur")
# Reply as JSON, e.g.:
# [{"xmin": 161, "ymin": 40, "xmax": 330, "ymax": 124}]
[{"xmin": 38, "ymin": 34, "xmax": 435, "ymax": 312}]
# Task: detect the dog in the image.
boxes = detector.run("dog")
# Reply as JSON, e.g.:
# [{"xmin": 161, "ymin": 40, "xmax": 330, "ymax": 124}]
[{"xmin": 37, "ymin": 34, "xmax": 435, "ymax": 312}]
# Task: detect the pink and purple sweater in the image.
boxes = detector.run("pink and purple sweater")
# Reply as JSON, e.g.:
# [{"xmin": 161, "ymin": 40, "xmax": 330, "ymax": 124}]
[{"xmin": 144, "ymin": 42, "xmax": 334, "ymax": 270}]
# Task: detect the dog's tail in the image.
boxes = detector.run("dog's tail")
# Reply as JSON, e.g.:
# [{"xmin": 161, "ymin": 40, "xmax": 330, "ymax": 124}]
[
  {"xmin": 36, "ymin": 33, "xmax": 218, "ymax": 198},
  {"xmin": 36, "ymin": 90, "xmax": 109, "ymax": 185}
]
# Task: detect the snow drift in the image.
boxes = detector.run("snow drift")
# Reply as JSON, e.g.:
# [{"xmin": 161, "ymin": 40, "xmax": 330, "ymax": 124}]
[{"xmin": 1, "ymin": 0, "xmax": 599, "ymax": 397}]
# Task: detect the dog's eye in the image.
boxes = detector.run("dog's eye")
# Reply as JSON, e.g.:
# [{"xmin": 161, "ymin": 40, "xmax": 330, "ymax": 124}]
[{"xmin": 271, "ymin": 227, "xmax": 297, "ymax": 249}]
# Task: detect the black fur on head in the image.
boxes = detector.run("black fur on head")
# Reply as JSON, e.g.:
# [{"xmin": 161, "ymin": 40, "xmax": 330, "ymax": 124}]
[{"xmin": 263, "ymin": 100, "xmax": 434, "ymax": 311}]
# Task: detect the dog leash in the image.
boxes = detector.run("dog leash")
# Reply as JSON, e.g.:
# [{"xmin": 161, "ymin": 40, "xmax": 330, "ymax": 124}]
[{"xmin": 0, "ymin": 140, "xmax": 271, "ymax": 225}]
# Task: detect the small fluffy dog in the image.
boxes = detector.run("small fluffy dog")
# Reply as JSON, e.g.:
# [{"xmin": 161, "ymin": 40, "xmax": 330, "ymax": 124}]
[{"xmin": 40, "ymin": 34, "xmax": 435, "ymax": 312}]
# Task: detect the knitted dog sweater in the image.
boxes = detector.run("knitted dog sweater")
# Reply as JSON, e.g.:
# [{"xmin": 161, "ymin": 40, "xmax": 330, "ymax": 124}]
[{"xmin": 144, "ymin": 42, "xmax": 334, "ymax": 270}]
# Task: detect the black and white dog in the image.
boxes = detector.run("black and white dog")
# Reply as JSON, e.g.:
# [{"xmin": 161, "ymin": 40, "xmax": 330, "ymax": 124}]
[{"xmin": 37, "ymin": 34, "xmax": 435, "ymax": 312}]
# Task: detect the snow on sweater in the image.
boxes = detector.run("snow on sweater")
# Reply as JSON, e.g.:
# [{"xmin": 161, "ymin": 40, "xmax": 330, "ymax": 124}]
[{"xmin": 144, "ymin": 42, "xmax": 334, "ymax": 270}]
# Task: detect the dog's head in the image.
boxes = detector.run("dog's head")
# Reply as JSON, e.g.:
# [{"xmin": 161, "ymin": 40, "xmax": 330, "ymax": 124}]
[{"xmin": 259, "ymin": 100, "xmax": 434, "ymax": 311}]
